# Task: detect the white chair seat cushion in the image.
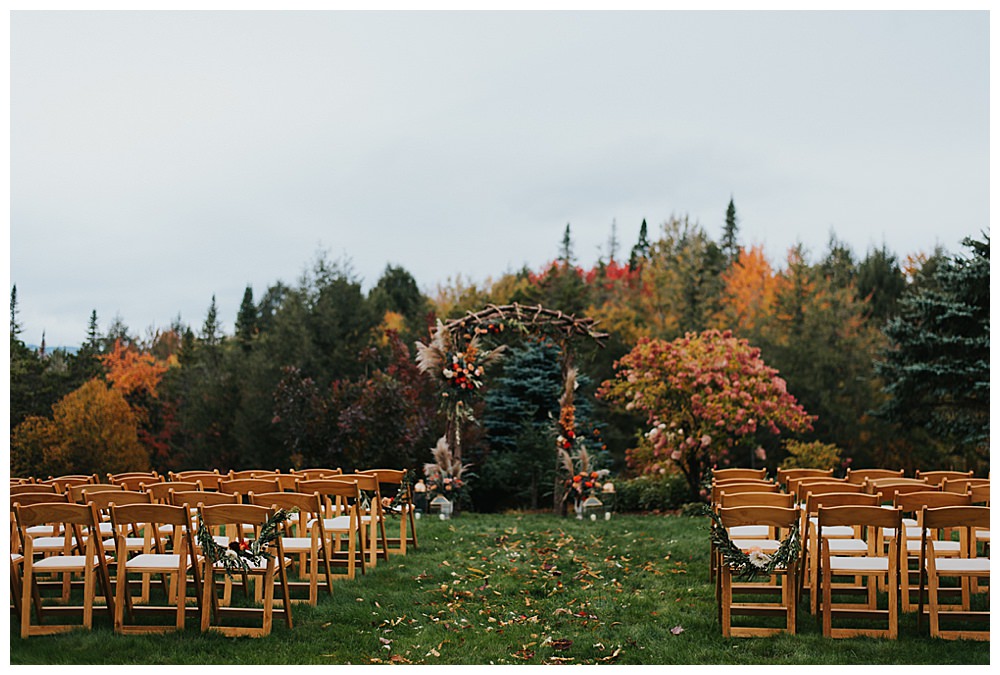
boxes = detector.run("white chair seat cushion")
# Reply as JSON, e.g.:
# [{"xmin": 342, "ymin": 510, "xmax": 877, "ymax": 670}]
[
  {"xmin": 33, "ymin": 554, "xmax": 113, "ymax": 571},
  {"xmin": 314, "ymin": 516, "xmax": 356, "ymax": 531},
  {"xmin": 907, "ymin": 539, "xmax": 960, "ymax": 554},
  {"xmin": 281, "ymin": 536, "xmax": 317, "ymax": 552},
  {"xmin": 26, "ymin": 525, "xmax": 63, "ymax": 536},
  {"xmin": 729, "ymin": 525, "xmax": 769, "ymax": 537},
  {"xmin": 98, "ymin": 522, "xmax": 114, "ymax": 536},
  {"xmin": 826, "ymin": 539, "xmax": 868, "ymax": 553},
  {"xmin": 827, "ymin": 555, "xmax": 889, "ymax": 573},
  {"xmin": 125, "ymin": 553, "xmax": 197, "ymax": 570},
  {"xmin": 931, "ymin": 558, "xmax": 990, "ymax": 574},
  {"xmin": 732, "ymin": 538, "xmax": 780, "ymax": 553},
  {"xmin": 810, "ymin": 520, "xmax": 856, "ymax": 537},
  {"xmin": 975, "ymin": 529, "xmax": 990, "ymax": 541},
  {"xmin": 29, "ymin": 536, "xmax": 79, "ymax": 551},
  {"xmin": 12, "ymin": 553, "xmax": 24, "ymax": 563}
]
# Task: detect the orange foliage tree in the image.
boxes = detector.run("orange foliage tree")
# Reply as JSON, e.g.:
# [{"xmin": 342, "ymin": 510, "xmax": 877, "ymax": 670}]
[{"xmin": 710, "ymin": 245, "xmax": 779, "ymax": 334}]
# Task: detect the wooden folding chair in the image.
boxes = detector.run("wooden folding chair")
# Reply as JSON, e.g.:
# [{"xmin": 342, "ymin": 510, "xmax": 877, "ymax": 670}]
[
  {"xmin": 360, "ymin": 469, "xmax": 418, "ymax": 554},
  {"xmin": 940, "ymin": 477, "xmax": 990, "ymax": 494},
  {"xmin": 169, "ymin": 471, "xmax": 223, "ymax": 491},
  {"xmin": 13, "ymin": 502, "xmax": 114, "ymax": 638},
  {"xmin": 109, "ymin": 503, "xmax": 202, "ymax": 633},
  {"xmin": 915, "ymin": 470, "xmax": 974, "ymax": 487},
  {"xmin": 776, "ymin": 468, "xmax": 833, "ymax": 490},
  {"xmin": 890, "ymin": 490, "xmax": 970, "ymax": 612},
  {"xmin": 712, "ymin": 468, "xmax": 767, "ymax": 482},
  {"xmin": 219, "ymin": 478, "xmax": 282, "ymax": 503},
  {"xmin": 716, "ymin": 505, "xmax": 799, "ymax": 637},
  {"xmin": 800, "ymin": 491, "xmax": 879, "ymax": 613},
  {"xmin": 250, "ymin": 491, "xmax": 333, "ymax": 605},
  {"xmin": 918, "ymin": 505, "xmax": 990, "ymax": 640},
  {"xmin": 845, "ymin": 468, "xmax": 904, "ymax": 485},
  {"xmin": 336, "ymin": 474, "xmax": 390, "ymax": 568},
  {"xmin": 43, "ymin": 475, "xmax": 99, "ymax": 494},
  {"xmin": 88, "ymin": 490, "xmax": 156, "ymax": 601},
  {"xmin": 294, "ymin": 479, "xmax": 367, "ymax": 580},
  {"xmin": 141, "ymin": 481, "xmax": 203, "ymax": 504},
  {"xmin": 290, "ymin": 468, "xmax": 343, "ymax": 481},
  {"xmin": 199, "ymin": 503, "xmax": 293, "ymax": 637},
  {"xmin": 786, "ymin": 475, "xmax": 844, "ymax": 496},
  {"xmin": 817, "ymin": 504, "xmax": 902, "ymax": 638},
  {"xmin": 11, "ymin": 483, "xmax": 57, "ymax": 496},
  {"xmin": 69, "ymin": 483, "xmax": 125, "ymax": 504},
  {"xmin": 712, "ymin": 491, "xmax": 795, "ymax": 593},
  {"xmin": 108, "ymin": 472, "xmax": 161, "ymax": 490}
]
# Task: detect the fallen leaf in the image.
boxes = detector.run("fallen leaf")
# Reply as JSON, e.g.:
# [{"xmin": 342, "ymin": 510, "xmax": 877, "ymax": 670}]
[
  {"xmin": 670, "ymin": 625, "xmax": 684, "ymax": 635},
  {"xmin": 550, "ymin": 638, "xmax": 573, "ymax": 651}
]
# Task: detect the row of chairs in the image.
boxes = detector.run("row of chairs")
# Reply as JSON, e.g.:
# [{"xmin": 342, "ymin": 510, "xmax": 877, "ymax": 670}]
[
  {"xmin": 10, "ymin": 468, "xmax": 418, "ymax": 638},
  {"xmin": 709, "ymin": 467, "xmax": 990, "ymax": 640}
]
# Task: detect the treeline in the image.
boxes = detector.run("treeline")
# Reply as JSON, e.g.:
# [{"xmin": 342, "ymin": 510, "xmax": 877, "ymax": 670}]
[{"xmin": 9, "ymin": 206, "xmax": 990, "ymax": 511}]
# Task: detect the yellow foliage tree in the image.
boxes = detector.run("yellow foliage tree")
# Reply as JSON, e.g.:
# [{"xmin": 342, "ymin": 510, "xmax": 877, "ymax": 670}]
[{"xmin": 11, "ymin": 378, "xmax": 149, "ymax": 478}]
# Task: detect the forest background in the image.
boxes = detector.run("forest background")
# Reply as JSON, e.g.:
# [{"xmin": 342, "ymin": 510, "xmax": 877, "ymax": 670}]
[{"xmin": 9, "ymin": 206, "xmax": 990, "ymax": 512}]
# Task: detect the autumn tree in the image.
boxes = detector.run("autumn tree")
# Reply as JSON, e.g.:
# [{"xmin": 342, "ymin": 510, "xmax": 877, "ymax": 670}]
[
  {"xmin": 598, "ymin": 329, "xmax": 814, "ymax": 500},
  {"xmin": 11, "ymin": 378, "xmax": 149, "ymax": 477},
  {"xmin": 710, "ymin": 245, "xmax": 779, "ymax": 335}
]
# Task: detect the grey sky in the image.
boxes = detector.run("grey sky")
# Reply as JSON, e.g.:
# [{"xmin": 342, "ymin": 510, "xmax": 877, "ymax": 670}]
[{"xmin": 9, "ymin": 10, "xmax": 989, "ymax": 347}]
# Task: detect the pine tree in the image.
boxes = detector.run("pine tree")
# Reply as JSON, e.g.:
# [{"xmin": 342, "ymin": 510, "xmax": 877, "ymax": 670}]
[
  {"xmin": 559, "ymin": 223, "xmax": 575, "ymax": 267},
  {"xmin": 235, "ymin": 285, "xmax": 258, "ymax": 349},
  {"xmin": 721, "ymin": 198, "xmax": 740, "ymax": 265},
  {"xmin": 856, "ymin": 245, "xmax": 906, "ymax": 323},
  {"xmin": 201, "ymin": 295, "xmax": 222, "ymax": 347},
  {"xmin": 875, "ymin": 235, "xmax": 989, "ymax": 466},
  {"xmin": 10, "ymin": 285, "xmax": 22, "ymax": 337},
  {"xmin": 628, "ymin": 219, "xmax": 650, "ymax": 271}
]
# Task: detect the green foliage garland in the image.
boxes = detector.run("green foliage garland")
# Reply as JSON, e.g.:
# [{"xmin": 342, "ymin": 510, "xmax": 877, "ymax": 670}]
[
  {"xmin": 197, "ymin": 508, "xmax": 296, "ymax": 577},
  {"xmin": 704, "ymin": 506, "xmax": 800, "ymax": 582}
]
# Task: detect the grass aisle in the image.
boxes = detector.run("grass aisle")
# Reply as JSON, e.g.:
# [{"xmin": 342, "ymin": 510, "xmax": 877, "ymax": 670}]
[{"xmin": 10, "ymin": 512, "xmax": 990, "ymax": 664}]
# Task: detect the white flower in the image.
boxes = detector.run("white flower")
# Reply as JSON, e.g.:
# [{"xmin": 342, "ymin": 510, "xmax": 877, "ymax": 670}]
[
  {"xmin": 443, "ymin": 369, "xmax": 455, "ymax": 378},
  {"xmin": 747, "ymin": 548, "xmax": 772, "ymax": 569}
]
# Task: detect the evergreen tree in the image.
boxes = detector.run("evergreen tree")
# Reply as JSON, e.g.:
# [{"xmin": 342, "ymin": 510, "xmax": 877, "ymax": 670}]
[
  {"xmin": 235, "ymin": 285, "xmax": 258, "ymax": 349},
  {"xmin": 200, "ymin": 295, "xmax": 222, "ymax": 347},
  {"xmin": 10, "ymin": 285, "xmax": 22, "ymax": 337},
  {"xmin": 820, "ymin": 234, "xmax": 856, "ymax": 290},
  {"xmin": 628, "ymin": 219, "xmax": 650, "ymax": 271},
  {"xmin": 721, "ymin": 198, "xmax": 740, "ymax": 265},
  {"xmin": 856, "ymin": 244, "xmax": 907, "ymax": 323},
  {"xmin": 477, "ymin": 341, "xmax": 563, "ymax": 511},
  {"xmin": 559, "ymin": 223, "xmax": 575, "ymax": 267},
  {"xmin": 875, "ymin": 235, "xmax": 989, "ymax": 468}
]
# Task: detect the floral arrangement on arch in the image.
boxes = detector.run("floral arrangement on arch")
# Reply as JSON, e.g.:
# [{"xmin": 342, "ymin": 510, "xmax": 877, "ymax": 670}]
[
  {"xmin": 556, "ymin": 366, "xmax": 611, "ymax": 508},
  {"xmin": 416, "ymin": 319, "xmax": 507, "ymax": 410}
]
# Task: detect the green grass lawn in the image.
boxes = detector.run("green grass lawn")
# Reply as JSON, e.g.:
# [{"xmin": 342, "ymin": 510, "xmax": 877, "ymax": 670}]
[{"xmin": 10, "ymin": 512, "xmax": 990, "ymax": 664}]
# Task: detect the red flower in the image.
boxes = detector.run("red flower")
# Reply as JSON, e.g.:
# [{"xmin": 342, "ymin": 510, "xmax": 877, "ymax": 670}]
[{"xmin": 573, "ymin": 475, "xmax": 582, "ymax": 483}]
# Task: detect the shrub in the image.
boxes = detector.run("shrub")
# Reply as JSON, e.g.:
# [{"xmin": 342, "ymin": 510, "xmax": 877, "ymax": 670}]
[
  {"xmin": 613, "ymin": 473, "xmax": 690, "ymax": 512},
  {"xmin": 779, "ymin": 439, "xmax": 842, "ymax": 470}
]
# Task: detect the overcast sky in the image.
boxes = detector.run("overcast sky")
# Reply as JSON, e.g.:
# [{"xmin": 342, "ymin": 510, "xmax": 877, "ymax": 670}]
[{"xmin": 8, "ymin": 9, "xmax": 990, "ymax": 347}]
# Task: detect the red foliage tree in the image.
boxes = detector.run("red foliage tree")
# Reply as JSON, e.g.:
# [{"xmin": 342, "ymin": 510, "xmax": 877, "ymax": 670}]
[{"xmin": 598, "ymin": 329, "xmax": 814, "ymax": 499}]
